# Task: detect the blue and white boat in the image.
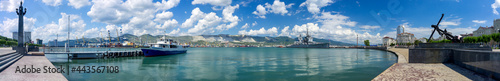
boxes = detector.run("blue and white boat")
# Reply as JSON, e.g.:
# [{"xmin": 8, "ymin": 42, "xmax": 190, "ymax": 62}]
[{"xmin": 141, "ymin": 37, "xmax": 187, "ymax": 57}]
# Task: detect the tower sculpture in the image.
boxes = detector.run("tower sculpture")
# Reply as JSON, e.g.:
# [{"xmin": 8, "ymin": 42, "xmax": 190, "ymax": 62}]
[{"xmin": 16, "ymin": 1, "xmax": 27, "ymax": 54}]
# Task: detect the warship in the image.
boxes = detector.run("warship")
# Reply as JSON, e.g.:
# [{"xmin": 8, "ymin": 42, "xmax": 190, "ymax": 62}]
[{"xmin": 287, "ymin": 28, "xmax": 330, "ymax": 48}]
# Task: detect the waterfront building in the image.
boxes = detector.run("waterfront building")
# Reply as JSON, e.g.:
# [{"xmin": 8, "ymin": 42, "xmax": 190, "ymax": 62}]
[
  {"xmin": 36, "ymin": 39, "xmax": 42, "ymax": 45},
  {"xmin": 397, "ymin": 25, "xmax": 404, "ymax": 35},
  {"xmin": 417, "ymin": 38, "xmax": 427, "ymax": 43},
  {"xmin": 382, "ymin": 37, "xmax": 396, "ymax": 46},
  {"xmin": 12, "ymin": 31, "xmax": 31, "ymax": 43},
  {"xmin": 396, "ymin": 33, "xmax": 416, "ymax": 44},
  {"xmin": 472, "ymin": 26, "xmax": 495, "ymax": 37},
  {"xmin": 468, "ymin": 19, "xmax": 500, "ymax": 37},
  {"xmin": 460, "ymin": 33, "xmax": 473, "ymax": 38}
]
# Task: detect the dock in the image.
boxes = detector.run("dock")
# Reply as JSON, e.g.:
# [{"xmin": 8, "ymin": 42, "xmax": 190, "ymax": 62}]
[{"xmin": 44, "ymin": 50, "xmax": 144, "ymax": 59}]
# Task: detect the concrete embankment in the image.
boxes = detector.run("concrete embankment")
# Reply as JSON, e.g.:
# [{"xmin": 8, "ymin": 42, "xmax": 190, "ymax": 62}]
[{"xmin": 366, "ymin": 47, "xmax": 496, "ymax": 81}]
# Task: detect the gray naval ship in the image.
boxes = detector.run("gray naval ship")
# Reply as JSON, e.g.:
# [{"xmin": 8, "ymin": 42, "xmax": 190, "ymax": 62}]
[{"xmin": 287, "ymin": 29, "xmax": 329, "ymax": 48}]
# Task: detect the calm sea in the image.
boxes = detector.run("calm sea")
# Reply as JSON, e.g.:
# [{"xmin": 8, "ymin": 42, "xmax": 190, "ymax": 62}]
[{"xmin": 46, "ymin": 48, "xmax": 397, "ymax": 81}]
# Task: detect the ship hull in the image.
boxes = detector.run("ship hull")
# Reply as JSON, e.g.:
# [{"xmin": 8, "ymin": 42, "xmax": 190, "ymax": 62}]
[
  {"xmin": 141, "ymin": 48, "xmax": 187, "ymax": 57},
  {"xmin": 287, "ymin": 43, "xmax": 330, "ymax": 48}
]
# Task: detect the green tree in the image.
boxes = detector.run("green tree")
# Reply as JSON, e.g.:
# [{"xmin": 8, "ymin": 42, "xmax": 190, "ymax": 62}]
[
  {"xmin": 414, "ymin": 40, "xmax": 422, "ymax": 45},
  {"xmin": 364, "ymin": 40, "xmax": 370, "ymax": 46},
  {"xmin": 390, "ymin": 43, "xmax": 395, "ymax": 46},
  {"xmin": 0, "ymin": 39, "xmax": 5, "ymax": 45}
]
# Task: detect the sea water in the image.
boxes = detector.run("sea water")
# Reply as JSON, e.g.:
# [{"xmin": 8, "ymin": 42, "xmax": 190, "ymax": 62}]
[{"xmin": 46, "ymin": 48, "xmax": 397, "ymax": 81}]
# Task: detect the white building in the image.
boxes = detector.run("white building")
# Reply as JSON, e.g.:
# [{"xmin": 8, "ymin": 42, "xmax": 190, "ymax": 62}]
[
  {"xmin": 12, "ymin": 32, "xmax": 31, "ymax": 43},
  {"xmin": 471, "ymin": 19, "xmax": 500, "ymax": 36},
  {"xmin": 382, "ymin": 37, "xmax": 396, "ymax": 46},
  {"xmin": 397, "ymin": 25, "xmax": 404, "ymax": 35},
  {"xmin": 472, "ymin": 26, "xmax": 495, "ymax": 37},
  {"xmin": 417, "ymin": 38, "xmax": 427, "ymax": 43},
  {"xmin": 397, "ymin": 33, "xmax": 416, "ymax": 44}
]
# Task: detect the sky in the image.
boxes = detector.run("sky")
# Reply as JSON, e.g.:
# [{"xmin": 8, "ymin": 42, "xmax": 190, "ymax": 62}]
[{"xmin": 1, "ymin": 0, "xmax": 500, "ymax": 44}]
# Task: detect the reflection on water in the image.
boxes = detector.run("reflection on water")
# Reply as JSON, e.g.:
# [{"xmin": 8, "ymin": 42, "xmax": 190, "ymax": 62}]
[{"xmin": 48, "ymin": 48, "xmax": 397, "ymax": 81}]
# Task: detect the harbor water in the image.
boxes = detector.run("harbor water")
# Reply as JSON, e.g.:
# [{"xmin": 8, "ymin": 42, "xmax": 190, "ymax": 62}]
[{"xmin": 46, "ymin": 48, "xmax": 397, "ymax": 81}]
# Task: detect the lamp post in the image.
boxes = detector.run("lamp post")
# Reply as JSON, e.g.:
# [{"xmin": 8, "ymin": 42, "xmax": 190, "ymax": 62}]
[{"xmin": 16, "ymin": 1, "xmax": 27, "ymax": 54}]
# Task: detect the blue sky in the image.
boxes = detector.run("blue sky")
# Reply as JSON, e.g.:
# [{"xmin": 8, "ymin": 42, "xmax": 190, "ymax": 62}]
[{"xmin": 0, "ymin": 0, "xmax": 499, "ymax": 44}]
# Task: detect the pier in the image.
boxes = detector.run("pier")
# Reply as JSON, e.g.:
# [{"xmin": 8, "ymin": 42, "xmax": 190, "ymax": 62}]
[{"xmin": 43, "ymin": 48, "xmax": 144, "ymax": 59}]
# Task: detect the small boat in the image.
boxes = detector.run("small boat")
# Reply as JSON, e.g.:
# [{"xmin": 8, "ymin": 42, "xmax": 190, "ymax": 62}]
[{"xmin": 141, "ymin": 37, "xmax": 187, "ymax": 57}]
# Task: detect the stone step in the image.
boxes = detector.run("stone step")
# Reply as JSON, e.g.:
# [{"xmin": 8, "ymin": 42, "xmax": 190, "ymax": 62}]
[
  {"xmin": 0, "ymin": 52, "xmax": 16, "ymax": 58},
  {"xmin": 0, "ymin": 53, "xmax": 16, "ymax": 62},
  {"xmin": 0, "ymin": 53, "xmax": 23, "ymax": 72}
]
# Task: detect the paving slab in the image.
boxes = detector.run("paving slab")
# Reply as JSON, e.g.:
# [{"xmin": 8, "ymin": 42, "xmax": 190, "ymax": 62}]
[
  {"xmin": 387, "ymin": 48, "xmax": 408, "ymax": 63},
  {"xmin": 373, "ymin": 63, "xmax": 495, "ymax": 81},
  {"xmin": 0, "ymin": 56, "xmax": 67, "ymax": 81},
  {"xmin": 0, "ymin": 48, "xmax": 16, "ymax": 56}
]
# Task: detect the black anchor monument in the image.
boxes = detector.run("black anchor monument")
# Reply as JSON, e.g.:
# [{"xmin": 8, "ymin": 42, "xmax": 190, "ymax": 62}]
[
  {"xmin": 427, "ymin": 14, "xmax": 462, "ymax": 43},
  {"xmin": 16, "ymin": 1, "xmax": 27, "ymax": 54}
]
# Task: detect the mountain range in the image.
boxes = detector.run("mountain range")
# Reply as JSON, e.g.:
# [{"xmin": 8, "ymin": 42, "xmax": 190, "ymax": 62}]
[{"xmin": 55, "ymin": 34, "xmax": 354, "ymax": 46}]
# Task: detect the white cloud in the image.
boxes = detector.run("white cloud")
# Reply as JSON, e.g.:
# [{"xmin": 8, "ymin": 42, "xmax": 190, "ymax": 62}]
[
  {"xmin": 252, "ymin": 21, "xmax": 258, "ymax": 26},
  {"xmin": 238, "ymin": 0, "xmax": 253, "ymax": 7},
  {"xmin": 87, "ymin": 0, "xmax": 180, "ymax": 25},
  {"xmin": 300, "ymin": 0, "xmax": 335, "ymax": 14},
  {"xmin": 187, "ymin": 12, "xmax": 222, "ymax": 34},
  {"xmin": 68, "ymin": 0, "xmax": 91, "ymax": 9},
  {"xmin": 42, "ymin": 0, "xmax": 62, "ymax": 6},
  {"xmin": 182, "ymin": 8, "xmax": 223, "ymax": 35},
  {"xmin": 31, "ymin": 13, "xmax": 88, "ymax": 42},
  {"xmin": 167, "ymin": 28, "xmax": 181, "ymax": 36},
  {"xmin": 278, "ymin": 26, "xmax": 290, "ymax": 37},
  {"xmin": 156, "ymin": 19, "xmax": 178, "ymax": 29},
  {"xmin": 359, "ymin": 25, "xmax": 380, "ymax": 29},
  {"xmin": 472, "ymin": 20, "xmax": 487, "ymax": 24},
  {"xmin": 252, "ymin": 5, "xmax": 267, "ymax": 18},
  {"xmin": 276, "ymin": 12, "xmax": 383, "ymax": 44},
  {"xmin": 241, "ymin": 23, "xmax": 249, "ymax": 29},
  {"xmin": 192, "ymin": 0, "xmax": 232, "ymax": 6},
  {"xmin": 314, "ymin": 12, "xmax": 357, "ymax": 27},
  {"xmin": 0, "ymin": 0, "xmax": 22, "ymax": 12},
  {"xmin": 0, "ymin": 17, "xmax": 36, "ymax": 38},
  {"xmin": 440, "ymin": 18, "xmax": 462, "ymax": 27},
  {"xmin": 86, "ymin": 0, "xmax": 181, "ymax": 36},
  {"xmin": 252, "ymin": 0, "xmax": 293, "ymax": 18},
  {"xmin": 181, "ymin": 7, "xmax": 240, "ymax": 35},
  {"xmin": 155, "ymin": 0, "xmax": 180, "ymax": 11},
  {"xmin": 492, "ymin": 0, "xmax": 500, "ymax": 15},
  {"xmin": 181, "ymin": 8, "xmax": 206, "ymax": 28},
  {"xmin": 216, "ymin": 4, "xmax": 240, "ymax": 30},
  {"xmin": 154, "ymin": 11, "xmax": 174, "ymax": 22},
  {"xmin": 264, "ymin": 0, "xmax": 293, "ymax": 15},
  {"xmin": 238, "ymin": 27, "xmax": 278, "ymax": 35}
]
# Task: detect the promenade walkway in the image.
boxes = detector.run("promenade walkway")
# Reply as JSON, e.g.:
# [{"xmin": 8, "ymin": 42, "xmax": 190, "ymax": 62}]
[
  {"xmin": 373, "ymin": 48, "xmax": 495, "ymax": 81},
  {"xmin": 0, "ymin": 50, "xmax": 67, "ymax": 80},
  {"xmin": 0, "ymin": 48, "xmax": 15, "ymax": 56},
  {"xmin": 386, "ymin": 48, "xmax": 408, "ymax": 63}
]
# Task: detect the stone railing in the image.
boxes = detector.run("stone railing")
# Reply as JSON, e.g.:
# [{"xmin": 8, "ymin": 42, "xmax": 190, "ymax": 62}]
[
  {"xmin": 453, "ymin": 49, "xmax": 500, "ymax": 80},
  {"xmin": 409, "ymin": 43, "xmax": 491, "ymax": 63}
]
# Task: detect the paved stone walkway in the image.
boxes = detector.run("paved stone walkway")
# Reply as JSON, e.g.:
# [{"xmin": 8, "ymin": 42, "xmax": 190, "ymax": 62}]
[
  {"xmin": 0, "ymin": 56, "xmax": 67, "ymax": 81},
  {"xmin": 373, "ymin": 63, "xmax": 495, "ymax": 81},
  {"xmin": 374, "ymin": 48, "xmax": 496, "ymax": 81},
  {"xmin": 0, "ymin": 48, "xmax": 15, "ymax": 56},
  {"xmin": 387, "ymin": 48, "xmax": 408, "ymax": 63}
]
